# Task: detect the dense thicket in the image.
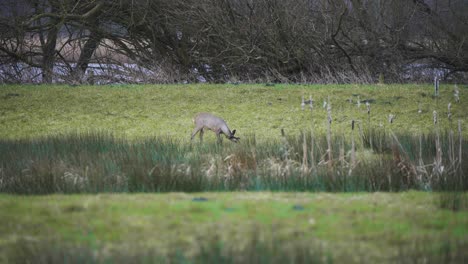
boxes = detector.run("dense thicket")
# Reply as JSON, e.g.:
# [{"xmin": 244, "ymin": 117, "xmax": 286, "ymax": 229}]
[{"xmin": 1, "ymin": 0, "xmax": 467, "ymax": 83}]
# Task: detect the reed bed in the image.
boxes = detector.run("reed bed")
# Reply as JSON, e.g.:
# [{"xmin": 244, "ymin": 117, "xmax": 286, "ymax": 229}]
[
  {"xmin": 8, "ymin": 233, "xmax": 327, "ymax": 264},
  {"xmin": 1, "ymin": 129, "xmax": 466, "ymax": 194},
  {"xmin": 7, "ymin": 234, "xmax": 466, "ymax": 264}
]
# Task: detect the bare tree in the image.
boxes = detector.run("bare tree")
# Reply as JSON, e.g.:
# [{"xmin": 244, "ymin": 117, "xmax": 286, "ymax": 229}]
[
  {"xmin": 0, "ymin": 0, "xmax": 110, "ymax": 83},
  {"xmin": 1, "ymin": 0, "xmax": 467, "ymax": 83}
]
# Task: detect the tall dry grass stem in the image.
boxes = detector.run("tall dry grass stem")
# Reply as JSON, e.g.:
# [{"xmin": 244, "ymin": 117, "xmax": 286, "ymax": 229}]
[
  {"xmin": 326, "ymin": 97, "xmax": 333, "ymax": 168},
  {"xmin": 310, "ymin": 130, "xmax": 316, "ymax": 172},
  {"xmin": 448, "ymin": 102, "xmax": 452, "ymax": 121},
  {"xmin": 433, "ymin": 111, "xmax": 443, "ymax": 175},
  {"xmin": 388, "ymin": 114, "xmax": 395, "ymax": 124},
  {"xmin": 458, "ymin": 120, "xmax": 463, "ymax": 169},
  {"xmin": 449, "ymin": 130, "xmax": 455, "ymax": 165},
  {"xmin": 417, "ymin": 133, "xmax": 429, "ymax": 182},
  {"xmin": 301, "ymin": 132, "xmax": 308, "ymax": 174},
  {"xmin": 366, "ymin": 102, "xmax": 373, "ymax": 149},
  {"xmin": 350, "ymin": 120, "xmax": 356, "ymax": 169},
  {"xmin": 454, "ymin": 85, "xmax": 460, "ymax": 103}
]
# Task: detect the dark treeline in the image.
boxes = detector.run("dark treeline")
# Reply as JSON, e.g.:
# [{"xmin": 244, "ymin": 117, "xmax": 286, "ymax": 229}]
[{"xmin": 0, "ymin": 0, "xmax": 467, "ymax": 84}]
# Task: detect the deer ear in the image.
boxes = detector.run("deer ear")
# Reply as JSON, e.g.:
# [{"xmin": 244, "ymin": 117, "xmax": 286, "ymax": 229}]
[{"xmin": 232, "ymin": 129, "xmax": 236, "ymax": 136}]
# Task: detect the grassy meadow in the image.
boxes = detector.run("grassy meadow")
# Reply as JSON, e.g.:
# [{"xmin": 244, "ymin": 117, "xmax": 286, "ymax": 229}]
[
  {"xmin": 1, "ymin": 83, "xmax": 467, "ymax": 140},
  {"xmin": 0, "ymin": 83, "xmax": 467, "ymax": 263},
  {"xmin": 1, "ymin": 192, "xmax": 467, "ymax": 263}
]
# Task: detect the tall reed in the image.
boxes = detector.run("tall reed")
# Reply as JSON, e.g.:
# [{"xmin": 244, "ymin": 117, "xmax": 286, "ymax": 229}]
[{"xmin": 1, "ymin": 130, "xmax": 466, "ymax": 194}]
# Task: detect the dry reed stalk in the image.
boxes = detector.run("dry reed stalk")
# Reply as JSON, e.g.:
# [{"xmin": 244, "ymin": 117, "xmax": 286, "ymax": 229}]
[
  {"xmin": 378, "ymin": 122, "xmax": 384, "ymax": 154},
  {"xmin": 251, "ymin": 147, "xmax": 257, "ymax": 175},
  {"xmin": 433, "ymin": 111, "xmax": 443, "ymax": 175},
  {"xmin": 339, "ymin": 138, "xmax": 346, "ymax": 167},
  {"xmin": 351, "ymin": 120, "xmax": 356, "ymax": 169},
  {"xmin": 309, "ymin": 97, "xmax": 316, "ymax": 172},
  {"xmin": 416, "ymin": 134, "xmax": 429, "ymax": 180},
  {"xmin": 448, "ymin": 102, "xmax": 452, "ymax": 121},
  {"xmin": 367, "ymin": 102, "xmax": 372, "ymax": 149},
  {"xmin": 449, "ymin": 130, "xmax": 455, "ymax": 164},
  {"xmin": 454, "ymin": 85, "xmax": 460, "ymax": 103},
  {"xmin": 301, "ymin": 132, "xmax": 308, "ymax": 174},
  {"xmin": 280, "ymin": 128, "xmax": 293, "ymax": 177},
  {"xmin": 419, "ymin": 134, "xmax": 424, "ymax": 167},
  {"xmin": 348, "ymin": 135, "xmax": 356, "ymax": 177},
  {"xmin": 434, "ymin": 135, "xmax": 443, "ymax": 174},
  {"xmin": 458, "ymin": 120, "xmax": 462, "ymax": 167},
  {"xmin": 357, "ymin": 121, "xmax": 365, "ymax": 147},
  {"xmin": 310, "ymin": 130, "xmax": 316, "ymax": 172},
  {"xmin": 391, "ymin": 132, "xmax": 417, "ymax": 180},
  {"xmin": 326, "ymin": 98, "xmax": 333, "ymax": 167},
  {"xmin": 388, "ymin": 114, "xmax": 395, "ymax": 124}
]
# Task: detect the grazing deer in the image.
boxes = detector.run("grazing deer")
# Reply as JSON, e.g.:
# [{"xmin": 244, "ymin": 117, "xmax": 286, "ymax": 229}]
[{"xmin": 191, "ymin": 113, "xmax": 240, "ymax": 143}]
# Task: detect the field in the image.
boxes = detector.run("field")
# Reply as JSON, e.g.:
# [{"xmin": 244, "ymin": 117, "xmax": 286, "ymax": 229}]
[
  {"xmin": 1, "ymin": 84, "xmax": 467, "ymax": 263},
  {"xmin": 1, "ymin": 192, "xmax": 467, "ymax": 263},
  {"xmin": 1, "ymin": 83, "xmax": 467, "ymax": 140}
]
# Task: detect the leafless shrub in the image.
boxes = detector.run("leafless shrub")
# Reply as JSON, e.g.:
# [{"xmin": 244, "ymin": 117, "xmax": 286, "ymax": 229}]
[{"xmin": 3, "ymin": 0, "xmax": 466, "ymax": 83}]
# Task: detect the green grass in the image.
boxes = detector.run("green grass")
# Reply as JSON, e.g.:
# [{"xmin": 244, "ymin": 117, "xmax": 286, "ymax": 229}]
[
  {"xmin": 1, "ymin": 84, "xmax": 467, "ymax": 263},
  {"xmin": 1, "ymin": 192, "xmax": 467, "ymax": 263},
  {"xmin": 1, "ymin": 83, "xmax": 467, "ymax": 141}
]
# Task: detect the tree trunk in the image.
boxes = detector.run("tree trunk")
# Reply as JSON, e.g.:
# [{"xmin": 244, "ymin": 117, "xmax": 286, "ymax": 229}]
[
  {"xmin": 73, "ymin": 30, "xmax": 101, "ymax": 83},
  {"xmin": 41, "ymin": 26, "xmax": 58, "ymax": 84}
]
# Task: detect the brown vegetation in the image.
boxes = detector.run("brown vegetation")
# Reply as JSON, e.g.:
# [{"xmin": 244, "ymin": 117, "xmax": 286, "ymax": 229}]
[{"xmin": 1, "ymin": 0, "xmax": 467, "ymax": 83}]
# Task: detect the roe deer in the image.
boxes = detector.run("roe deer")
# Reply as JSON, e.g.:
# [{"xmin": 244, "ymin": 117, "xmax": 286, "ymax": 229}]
[{"xmin": 191, "ymin": 113, "xmax": 240, "ymax": 143}]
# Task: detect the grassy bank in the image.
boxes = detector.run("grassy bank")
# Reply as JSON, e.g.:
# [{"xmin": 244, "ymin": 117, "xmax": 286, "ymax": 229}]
[
  {"xmin": 1, "ymin": 192, "xmax": 467, "ymax": 263},
  {"xmin": 1, "ymin": 84, "xmax": 467, "ymax": 141}
]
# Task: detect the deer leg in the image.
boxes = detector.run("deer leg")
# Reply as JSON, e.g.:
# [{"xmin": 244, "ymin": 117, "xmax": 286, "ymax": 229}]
[
  {"xmin": 216, "ymin": 131, "xmax": 223, "ymax": 144},
  {"xmin": 191, "ymin": 127, "xmax": 201, "ymax": 141},
  {"xmin": 199, "ymin": 128, "xmax": 204, "ymax": 142}
]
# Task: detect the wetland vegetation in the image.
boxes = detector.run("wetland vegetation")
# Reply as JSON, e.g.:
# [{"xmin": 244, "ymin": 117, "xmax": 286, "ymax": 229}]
[{"xmin": 1, "ymin": 84, "xmax": 467, "ymax": 263}]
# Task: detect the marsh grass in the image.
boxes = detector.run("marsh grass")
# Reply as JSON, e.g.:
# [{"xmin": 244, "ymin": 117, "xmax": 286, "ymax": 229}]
[
  {"xmin": 7, "ymin": 237, "xmax": 328, "ymax": 264},
  {"xmin": 1, "ymin": 130, "xmax": 466, "ymax": 194},
  {"xmin": 7, "ymin": 234, "xmax": 466, "ymax": 264},
  {"xmin": 6, "ymin": 218, "xmax": 329, "ymax": 263}
]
